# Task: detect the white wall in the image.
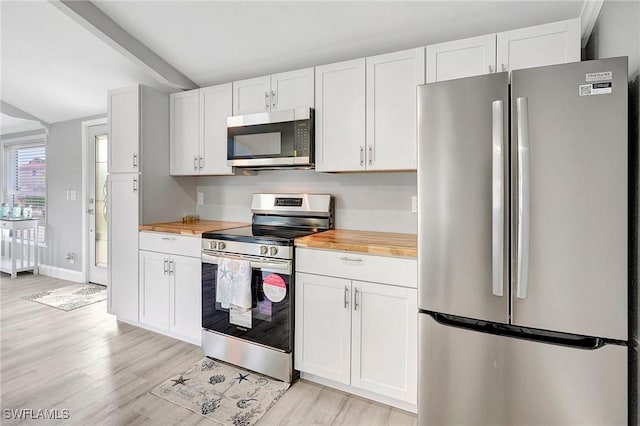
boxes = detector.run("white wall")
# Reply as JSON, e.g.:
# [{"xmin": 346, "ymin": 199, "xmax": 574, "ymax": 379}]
[
  {"xmin": 196, "ymin": 170, "xmax": 417, "ymax": 234},
  {"xmin": 41, "ymin": 114, "xmax": 106, "ymax": 272}
]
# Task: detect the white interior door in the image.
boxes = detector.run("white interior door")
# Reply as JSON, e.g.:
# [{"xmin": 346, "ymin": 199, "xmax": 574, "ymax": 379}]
[{"xmin": 87, "ymin": 124, "xmax": 108, "ymax": 285}]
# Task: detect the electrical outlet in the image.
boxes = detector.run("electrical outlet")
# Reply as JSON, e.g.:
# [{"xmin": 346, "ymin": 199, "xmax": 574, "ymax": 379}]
[
  {"xmin": 66, "ymin": 252, "xmax": 75, "ymax": 264},
  {"xmin": 197, "ymin": 192, "xmax": 204, "ymax": 206},
  {"xmin": 411, "ymin": 196, "xmax": 418, "ymax": 213}
]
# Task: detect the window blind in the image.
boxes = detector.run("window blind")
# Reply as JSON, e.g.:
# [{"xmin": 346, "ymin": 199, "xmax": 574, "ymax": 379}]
[{"xmin": 3, "ymin": 140, "xmax": 47, "ymax": 242}]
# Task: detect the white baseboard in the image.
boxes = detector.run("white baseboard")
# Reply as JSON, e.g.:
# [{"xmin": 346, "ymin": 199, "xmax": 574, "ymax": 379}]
[
  {"xmin": 39, "ymin": 264, "xmax": 85, "ymax": 283},
  {"xmin": 300, "ymin": 372, "xmax": 417, "ymax": 414}
]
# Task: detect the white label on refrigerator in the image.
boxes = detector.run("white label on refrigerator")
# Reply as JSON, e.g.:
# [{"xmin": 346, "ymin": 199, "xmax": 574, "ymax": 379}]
[
  {"xmin": 585, "ymin": 71, "xmax": 612, "ymax": 82},
  {"xmin": 579, "ymin": 82, "xmax": 613, "ymax": 96}
]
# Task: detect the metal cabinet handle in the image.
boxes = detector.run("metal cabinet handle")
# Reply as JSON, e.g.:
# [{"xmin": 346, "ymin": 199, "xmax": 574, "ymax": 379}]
[
  {"xmin": 491, "ymin": 100, "xmax": 504, "ymax": 297},
  {"xmin": 169, "ymin": 260, "xmax": 174, "ymax": 276},
  {"xmin": 199, "ymin": 156, "xmax": 204, "ymax": 170},
  {"xmin": 271, "ymin": 90, "xmax": 277, "ymax": 108},
  {"xmin": 132, "ymin": 178, "xmax": 138, "ymax": 193},
  {"xmin": 516, "ymin": 97, "xmax": 530, "ymax": 299},
  {"xmin": 194, "ymin": 156, "xmax": 198, "ymax": 172},
  {"xmin": 360, "ymin": 146, "xmax": 364, "ymax": 166},
  {"xmin": 354, "ymin": 287, "xmax": 360, "ymax": 311},
  {"xmin": 265, "ymin": 91, "xmax": 270, "ymax": 110},
  {"xmin": 489, "ymin": 65, "xmax": 494, "ymax": 73},
  {"xmin": 160, "ymin": 236, "xmax": 176, "ymax": 241},
  {"xmin": 344, "ymin": 286, "xmax": 349, "ymax": 309},
  {"xmin": 340, "ymin": 256, "xmax": 363, "ymax": 263},
  {"xmin": 368, "ymin": 146, "xmax": 373, "ymax": 166},
  {"xmin": 163, "ymin": 259, "xmax": 169, "ymax": 275},
  {"xmin": 501, "ymin": 63, "xmax": 507, "ymax": 72},
  {"xmin": 132, "ymin": 153, "xmax": 138, "ymax": 169}
]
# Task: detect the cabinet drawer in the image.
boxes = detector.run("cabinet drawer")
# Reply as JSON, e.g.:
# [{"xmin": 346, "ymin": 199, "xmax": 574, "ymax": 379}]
[
  {"xmin": 139, "ymin": 232, "xmax": 200, "ymax": 258},
  {"xmin": 296, "ymin": 248, "xmax": 416, "ymax": 288}
]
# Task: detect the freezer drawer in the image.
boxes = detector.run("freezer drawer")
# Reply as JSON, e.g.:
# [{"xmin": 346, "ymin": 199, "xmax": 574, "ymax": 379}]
[{"xmin": 418, "ymin": 314, "xmax": 627, "ymax": 425}]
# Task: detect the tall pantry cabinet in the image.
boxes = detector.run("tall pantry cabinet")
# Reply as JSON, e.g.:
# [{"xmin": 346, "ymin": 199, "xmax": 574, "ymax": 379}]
[{"xmin": 107, "ymin": 85, "xmax": 195, "ymax": 323}]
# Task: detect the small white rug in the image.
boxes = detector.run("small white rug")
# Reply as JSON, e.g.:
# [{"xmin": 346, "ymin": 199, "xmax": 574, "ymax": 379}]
[
  {"xmin": 151, "ymin": 357, "xmax": 290, "ymax": 426},
  {"xmin": 21, "ymin": 284, "xmax": 107, "ymax": 311}
]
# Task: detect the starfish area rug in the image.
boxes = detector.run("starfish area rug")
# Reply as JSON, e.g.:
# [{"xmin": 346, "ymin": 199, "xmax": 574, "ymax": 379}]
[
  {"xmin": 150, "ymin": 357, "xmax": 290, "ymax": 426},
  {"xmin": 21, "ymin": 284, "xmax": 107, "ymax": 311}
]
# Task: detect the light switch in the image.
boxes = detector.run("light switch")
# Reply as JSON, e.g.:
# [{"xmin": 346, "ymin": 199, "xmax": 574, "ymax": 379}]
[
  {"xmin": 197, "ymin": 192, "xmax": 204, "ymax": 205},
  {"xmin": 66, "ymin": 190, "xmax": 70, "ymax": 200},
  {"xmin": 70, "ymin": 190, "xmax": 77, "ymax": 201}
]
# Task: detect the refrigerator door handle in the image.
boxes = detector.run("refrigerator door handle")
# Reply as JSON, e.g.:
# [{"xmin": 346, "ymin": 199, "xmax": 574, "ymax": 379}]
[
  {"xmin": 516, "ymin": 97, "xmax": 530, "ymax": 299},
  {"xmin": 491, "ymin": 100, "xmax": 504, "ymax": 297}
]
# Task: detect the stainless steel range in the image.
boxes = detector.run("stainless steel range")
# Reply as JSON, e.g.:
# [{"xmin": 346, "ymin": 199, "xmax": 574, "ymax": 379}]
[{"xmin": 201, "ymin": 193, "xmax": 334, "ymax": 382}]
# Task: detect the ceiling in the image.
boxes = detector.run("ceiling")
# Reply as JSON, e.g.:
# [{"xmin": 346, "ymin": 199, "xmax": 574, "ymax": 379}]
[{"xmin": 1, "ymin": 0, "xmax": 586, "ymax": 135}]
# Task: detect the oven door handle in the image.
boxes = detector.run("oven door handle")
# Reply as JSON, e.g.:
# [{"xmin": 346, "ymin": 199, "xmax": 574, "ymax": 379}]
[{"xmin": 202, "ymin": 253, "xmax": 292, "ymax": 274}]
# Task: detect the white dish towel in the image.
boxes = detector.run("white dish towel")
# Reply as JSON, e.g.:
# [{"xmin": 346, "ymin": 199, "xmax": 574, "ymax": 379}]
[{"xmin": 216, "ymin": 257, "xmax": 252, "ymax": 309}]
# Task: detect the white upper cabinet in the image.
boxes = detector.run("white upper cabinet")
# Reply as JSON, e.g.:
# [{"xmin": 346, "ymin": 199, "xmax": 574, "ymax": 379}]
[
  {"xmin": 200, "ymin": 83, "xmax": 233, "ymax": 175},
  {"xmin": 315, "ymin": 58, "xmax": 366, "ymax": 172},
  {"xmin": 232, "ymin": 67, "xmax": 314, "ymax": 115},
  {"xmin": 270, "ymin": 68, "xmax": 315, "ymax": 112},
  {"xmin": 496, "ymin": 18, "xmax": 581, "ymax": 73},
  {"xmin": 108, "ymin": 86, "xmax": 140, "ymax": 173},
  {"xmin": 426, "ymin": 34, "xmax": 497, "ymax": 83},
  {"xmin": 170, "ymin": 90, "xmax": 200, "ymax": 175},
  {"xmin": 316, "ymin": 49, "xmax": 423, "ymax": 172},
  {"xmin": 170, "ymin": 83, "xmax": 233, "ymax": 176},
  {"xmin": 232, "ymin": 75, "xmax": 271, "ymax": 115},
  {"xmin": 366, "ymin": 48, "xmax": 425, "ymax": 171},
  {"xmin": 425, "ymin": 18, "xmax": 580, "ymax": 83}
]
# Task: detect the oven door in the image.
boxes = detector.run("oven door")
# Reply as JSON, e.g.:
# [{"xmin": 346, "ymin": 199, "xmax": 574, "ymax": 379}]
[{"xmin": 201, "ymin": 252, "xmax": 293, "ymax": 352}]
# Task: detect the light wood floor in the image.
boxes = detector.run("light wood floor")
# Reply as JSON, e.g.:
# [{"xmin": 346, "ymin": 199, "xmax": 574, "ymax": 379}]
[{"xmin": 1, "ymin": 273, "xmax": 417, "ymax": 425}]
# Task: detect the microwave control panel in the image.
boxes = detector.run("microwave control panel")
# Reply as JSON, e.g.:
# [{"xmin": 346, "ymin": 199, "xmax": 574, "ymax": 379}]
[{"xmin": 294, "ymin": 121, "xmax": 310, "ymax": 157}]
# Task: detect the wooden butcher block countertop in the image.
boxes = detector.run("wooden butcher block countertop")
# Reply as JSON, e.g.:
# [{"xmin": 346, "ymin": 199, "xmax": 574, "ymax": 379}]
[
  {"xmin": 295, "ymin": 229, "xmax": 417, "ymax": 258},
  {"xmin": 138, "ymin": 220, "xmax": 247, "ymax": 236}
]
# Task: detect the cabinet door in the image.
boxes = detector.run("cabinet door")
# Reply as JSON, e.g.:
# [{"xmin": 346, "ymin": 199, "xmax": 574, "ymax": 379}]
[
  {"xmin": 170, "ymin": 254, "xmax": 202, "ymax": 343},
  {"xmin": 170, "ymin": 90, "xmax": 200, "ymax": 175},
  {"xmin": 295, "ymin": 272, "xmax": 352, "ymax": 385},
  {"xmin": 426, "ymin": 34, "xmax": 496, "ymax": 83},
  {"xmin": 351, "ymin": 281, "xmax": 417, "ymax": 403},
  {"xmin": 107, "ymin": 174, "xmax": 140, "ymax": 322},
  {"xmin": 200, "ymin": 83, "xmax": 233, "ymax": 175},
  {"xmin": 139, "ymin": 250, "xmax": 170, "ymax": 330},
  {"xmin": 315, "ymin": 58, "xmax": 366, "ymax": 172},
  {"xmin": 108, "ymin": 86, "xmax": 140, "ymax": 173},
  {"xmin": 366, "ymin": 48, "xmax": 425, "ymax": 171},
  {"xmin": 496, "ymin": 18, "xmax": 580, "ymax": 74},
  {"xmin": 232, "ymin": 75, "xmax": 271, "ymax": 115},
  {"xmin": 270, "ymin": 67, "xmax": 314, "ymax": 112}
]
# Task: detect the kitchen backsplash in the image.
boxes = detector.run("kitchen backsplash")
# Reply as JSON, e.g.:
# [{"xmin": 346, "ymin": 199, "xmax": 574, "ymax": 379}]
[{"xmin": 196, "ymin": 170, "xmax": 417, "ymax": 234}]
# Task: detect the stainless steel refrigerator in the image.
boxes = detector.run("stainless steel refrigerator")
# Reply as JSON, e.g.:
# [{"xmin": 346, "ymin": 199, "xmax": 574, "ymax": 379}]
[{"xmin": 417, "ymin": 57, "xmax": 629, "ymax": 425}]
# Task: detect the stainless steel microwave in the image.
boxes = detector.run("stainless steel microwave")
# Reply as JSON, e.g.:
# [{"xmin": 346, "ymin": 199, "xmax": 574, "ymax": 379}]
[{"xmin": 227, "ymin": 108, "xmax": 314, "ymax": 168}]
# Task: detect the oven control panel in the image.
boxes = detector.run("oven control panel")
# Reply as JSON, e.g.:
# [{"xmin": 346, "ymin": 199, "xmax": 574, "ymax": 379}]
[{"xmin": 202, "ymin": 239, "xmax": 292, "ymax": 261}]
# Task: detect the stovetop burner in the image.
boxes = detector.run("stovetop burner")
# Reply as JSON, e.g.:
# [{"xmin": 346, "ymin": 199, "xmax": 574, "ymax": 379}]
[
  {"xmin": 201, "ymin": 193, "xmax": 334, "ymax": 260},
  {"xmin": 202, "ymin": 225, "xmax": 319, "ymax": 246}
]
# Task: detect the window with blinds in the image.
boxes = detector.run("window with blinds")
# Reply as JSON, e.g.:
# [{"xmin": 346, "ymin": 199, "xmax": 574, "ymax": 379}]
[{"xmin": 2, "ymin": 139, "xmax": 47, "ymax": 242}]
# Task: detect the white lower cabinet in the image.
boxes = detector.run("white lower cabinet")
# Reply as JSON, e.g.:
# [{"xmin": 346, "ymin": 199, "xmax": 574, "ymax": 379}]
[
  {"xmin": 295, "ymin": 248, "xmax": 417, "ymax": 410},
  {"xmin": 138, "ymin": 232, "xmax": 202, "ymax": 344}
]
